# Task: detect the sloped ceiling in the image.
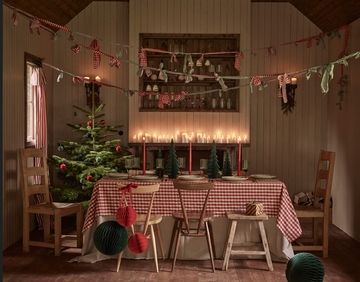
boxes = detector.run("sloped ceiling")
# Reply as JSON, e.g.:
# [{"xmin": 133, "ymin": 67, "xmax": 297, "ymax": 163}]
[{"xmin": 4, "ymin": 0, "xmax": 360, "ymax": 32}]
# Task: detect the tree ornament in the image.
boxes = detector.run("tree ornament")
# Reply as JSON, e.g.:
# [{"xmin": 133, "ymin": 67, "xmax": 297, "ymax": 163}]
[
  {"xmin": 87, "ymin": 174, "xmax": 93, "ymax": 181},
  {"xmin": 96, "ymin": 157, "xmax": 101, "ymax": 163},
  {"xmin": 286, "ymin": 252, "xmax": 325, "ymax": 282},
  {"xmin": 86, "ymin": 132, "xmax": 92, "ymax": 138},
  {"xmin": 73, "ymin": 111, "xmax": 78, "ymax": 116},
  {"xmin": 118, "ymin": 130, "xmax": 124, "ymax": 136},
  {"xmin": 100, "ymin": 119, "xmax": 106, "ymax": 125},
  {"xmin": 222, "ymin": 150, "xmax": 232, "ymax": 176},
  {"xmin": 93, "ymin": 221, "xmax": 128, "ymax": 255},
  {"xmin": 80, "ymin": 178, "xmax": 84, "ymax": 184},
  {"xmin": 116, "ymin": 206, "xmax": 137, "ymax": 227},
  {"xmin": 58, "ymin": 145, "xmax": 64, "ymax": 152},
  {"xmin": 127, "ymin": 152, "xmax": 133, "ymax": 156},
  {"xmin": 116, "ymin": 146, "xmax": 122, "ymax": 152},
  {"xmin": 87, "ymin": 120, "xmax": 93, "ymax": 126},
  {"xmin": 77, "ymin": 154, "xmax": 83, "ymax": 160},
  {"xmin": 128, "ymin": 233, "xmax": 149, "ymax": 254},
  {"xmin": 166, "ymin": 140, "xmax": 179, "ymax": 179},
  {"xmin": 60, "ymin": 163, "xmax": 66, "ymax": 170}
]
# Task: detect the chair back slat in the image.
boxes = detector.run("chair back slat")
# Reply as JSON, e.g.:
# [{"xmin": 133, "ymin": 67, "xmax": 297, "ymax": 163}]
[
  {"xmin": 313, "ymin": 150, "xmax": 335, "ymax": 211},
  {"xmin": 173, "ymin": 181, "xmax": 214, "ymax": 235},
  {"xmin": 19, "ymin": 148, "xmax": 50, "ymax": 209}
]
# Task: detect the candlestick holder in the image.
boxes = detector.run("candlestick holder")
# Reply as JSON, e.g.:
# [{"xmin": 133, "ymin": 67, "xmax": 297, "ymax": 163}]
[
  {"xmin": 242, "ymin": 160, "xmax": 249, "ymax": 176},
  {"xmin": 125, "ymin": 158, "xmax": 133, "ymax": 179}
]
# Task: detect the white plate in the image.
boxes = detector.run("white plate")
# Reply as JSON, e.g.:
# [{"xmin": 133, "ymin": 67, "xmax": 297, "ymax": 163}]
[
  {"xmin": 222, "ymin": 176, "xmax": 248, "ymax": 181},
  {"xmin": 132, "ymin": 175, "xmax": 158, "ymax": 181},
  {"xmin": 145, "ymin": 171, "xmax": 156, "ymax": 175},
  {"xmin": 107, "ymin": 173, "xmax": 128, "ymax": 178},
  {"xmin": 250, "ymin": 174, "xmax": 277, "ymax": 179},
  {"xmin": 178, "ymin": 175, "xmax": 205, "ymax": 181},
  {"xmin": 180, "ymin": 171, "xmax": 202, "ymax": 175}
]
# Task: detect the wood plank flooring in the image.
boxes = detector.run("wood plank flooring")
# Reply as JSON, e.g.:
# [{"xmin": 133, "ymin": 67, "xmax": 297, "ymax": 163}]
[{"xmin": 3, "ymin": 219, "xmax": 360, "ymax": 282}]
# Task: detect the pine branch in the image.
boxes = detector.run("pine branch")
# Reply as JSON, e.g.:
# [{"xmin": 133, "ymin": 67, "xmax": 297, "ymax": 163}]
[{"xmin": 73, "ymin": 105, "xmax": 91, "ymax": 115}]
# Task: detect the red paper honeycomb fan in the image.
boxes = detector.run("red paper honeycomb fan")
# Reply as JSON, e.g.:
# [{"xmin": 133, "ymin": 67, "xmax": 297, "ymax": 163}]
[
  {"xmin": 128, "ymin": 233, "xmax": 148, "ymax": 254},
  {"xmin": 116, "ymin": 206, "xmax": 137, "ymax": 227}
]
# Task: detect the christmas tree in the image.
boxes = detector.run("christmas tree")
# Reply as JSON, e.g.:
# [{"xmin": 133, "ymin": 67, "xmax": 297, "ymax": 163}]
[
  {"xmin": 207, "ymin": 140, "xmax": 220, "ymax": 179},
  {"xmin": 222, "ymin": 150, "xmax": 232, "ymax": 176},
  {"xmin": 166, "ymin": 140, "xmax": 179, "ymax": 179},
  {"xmin": 48, "ymin": 90, "xmax": 130, "ymax": 205}
]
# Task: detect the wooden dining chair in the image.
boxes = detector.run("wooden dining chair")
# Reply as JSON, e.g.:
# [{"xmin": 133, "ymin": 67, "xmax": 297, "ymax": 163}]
[
  {"xmin": 292, "ymin": 150, "xmax": 336, "ymax": 258},
  {"xmin": 168, "ymin": 181, "xmax": 216, "ymax": 272},
  {"xmin": 19, "ymin": 148, "xmax": 83, "ymax": 256},
  {"xmin": 116, "ymin": 184, "xmax": 164, "ymax": 273}
]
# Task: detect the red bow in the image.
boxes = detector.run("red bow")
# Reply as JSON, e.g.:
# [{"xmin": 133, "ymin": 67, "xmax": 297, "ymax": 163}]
[
  {"xmin": 138, "ymin": 48, "xmax": 147, "ymax": 67},
  {"xmin": 109, "ymin": 57, "xmax": 121, "ymax": 68},
  {"xmin": 119, "ymin": 183, "xmax": 138, "ymax": 207},
  {"xmin": 175, "ymin": 91, "xmax": 187, "ymax": 101},
  {"xmin": 90, "ymin": 38, "xmax": 101, "ymax": 69},
  {"xmin": 251, "ymin": 76, "xmax": 261, "ymax": 86}
]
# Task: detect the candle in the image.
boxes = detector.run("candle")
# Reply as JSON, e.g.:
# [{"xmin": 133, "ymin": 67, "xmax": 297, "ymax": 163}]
[
  {"xmin": 189, "ymin": 138, "xmax": 192, "ymax": 175},
  {"xmin": 83, "ymin": 77, "xmax": 90, "ymax": 86},
  {"xmin": 145, "ymin": 133, "xmax": 150, "ymax": 143},
  {"xmin": 171, "ymin": 136, "xmax": 174, "ymax": 143},
  {"xmin": 182, "ymin": 133, "xmax": 187, "ymax": 143},
  {"xmin": 226, "ymin": 135, "xmax": 231, "ymax": 143},
  {"xmin": 138, "ymin": 133, "xmax": 142, "ymax": 143},
  {"xmin": 132, "ymin": 135, "xmax": 137, "ymax": 143},
  {"xmin": 202, "ymin": 134, "xmax": 206, "ymax": 143},
  {"xmin": 166, "ymin": 135, "xmax": 169, "ymax": 143},
  {"xmin": 158, "ymin": 135, "xmax": 162, "ymax": 143},
  {"xmin": 153, "ymin": 133, "xmax": 157, "ymax": 143},
  {"xmin": 207, "ymin": 135, "xmax": 210, "ymax": 143},
  {"xmin": 238, "ymin": 137, "xmax": 241, "ymax": 176},
  {"xmin": 185, "ymin": 134, "xmax": 189, "ymax": 143},
  {"xmin": 291, "ymin": 77, "xmax": 297, "ymax": 85},
  {"xmin": 213, "ymin": 135, "xmax": 217, "ymax": 143},
  {"xmin": 143, "ymin": 137, "xmax": 146, "ymax": 175},
  {"xmin": 232, "ymin": 134, "xmax": 236, "ymax": 143},
  {"xmin": 95, "ymin": 76, "xmax": 101, "ymax": 82},
  {"xmin": 221, "ymin": 135, "xmax": 224, "ymax": 143},
  {"xmin": 175, "ymin": 131, "xmax": 179, "ymax": 143},
  {"xmin": 244, "ymin": 135, "xmax": 247, "ymax": 143},
  {"xmin": 197, "ymin": 133, "xmax": 202, "ymax": 143},
  {"xmin": 217, "ymin": 132, "xmax": 221, "ymax": 141}
]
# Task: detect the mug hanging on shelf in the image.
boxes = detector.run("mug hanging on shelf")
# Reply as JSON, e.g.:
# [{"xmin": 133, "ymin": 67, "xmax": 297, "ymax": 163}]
[
  {"xmin": 205, "ymin": 59, "xmax": 211, "ymax": 66},
  {"xmin": 152, "ymin": 84, "xmax": 159, "ymax": 92},
  {"xmin": 196, "ymin": 59, "xmax": 202, "ymax": 67},
  {"xmin": 146, "ymin": 84, "xmax": 152, "ymax": 92}
]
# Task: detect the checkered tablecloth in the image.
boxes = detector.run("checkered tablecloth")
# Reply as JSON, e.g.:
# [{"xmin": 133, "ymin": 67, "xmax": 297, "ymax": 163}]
[{"xmin": 83, "ymin": 178, "xmax": 302, "ymax": 242}]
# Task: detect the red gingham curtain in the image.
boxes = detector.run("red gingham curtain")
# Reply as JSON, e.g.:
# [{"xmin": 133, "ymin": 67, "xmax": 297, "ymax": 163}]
[{"xmin": 30, "ymin": 68, "xmax": 54, "ymax": 229}]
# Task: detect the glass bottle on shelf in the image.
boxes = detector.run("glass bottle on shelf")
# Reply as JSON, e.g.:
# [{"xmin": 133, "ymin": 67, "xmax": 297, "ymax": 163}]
[
  {"xmin": 227, "ymin": 98, "xmax": 232, "ymax": 109},
  {"xmin": 211, "ymin": 98, "xmax": 217, "ymax": 109},
  {"xmin": 220, "ymin": 98, "xmax": 225, "ymax": 109}
]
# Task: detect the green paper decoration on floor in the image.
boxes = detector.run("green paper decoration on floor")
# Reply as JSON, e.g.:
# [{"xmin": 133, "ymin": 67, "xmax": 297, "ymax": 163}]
[
  {"xmin": 286, "ymin": 252, "xmax": 325, "ymax": 282},
  {"xmin": 166, "ymin": 140, "xmax": 179, "ymax": 179},
  {"xmin": 222, "ymin": 150, "xmax": 232, "ymax": 176},
  {"xmin": 93, "ymin": 221, "xmax": 128, "ymax": 256},
  {"xmin": 207, "ymin": 140, "xmax": 220, "ymax": 179}
]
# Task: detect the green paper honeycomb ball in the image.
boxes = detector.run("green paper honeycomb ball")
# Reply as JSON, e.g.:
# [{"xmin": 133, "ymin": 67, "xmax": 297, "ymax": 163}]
[
  {"xmin": 93, "ymin": 221, "xmax": 128, "ymax": 256},
  {"xmin": 286, "ymin": 252, "xmax": 325, "ymax": 282}
]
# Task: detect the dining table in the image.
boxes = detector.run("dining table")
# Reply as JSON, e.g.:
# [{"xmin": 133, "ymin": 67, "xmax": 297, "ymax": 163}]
[{"xmin": 69, "ymin": 175, "xmax": 302, "ymax": 264}]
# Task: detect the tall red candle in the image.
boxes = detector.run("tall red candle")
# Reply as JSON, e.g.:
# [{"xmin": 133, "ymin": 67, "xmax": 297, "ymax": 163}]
[
  {"xmin": 143, "ymin": 137, "xmax": 146, "ymax": 175},
  {"xmin": 238, "ymin": 137, "xmax": 241, "ymax": 176},
  {"xmin": 189, "ymin": 138, "xmax": 192, "ymax": 175}
]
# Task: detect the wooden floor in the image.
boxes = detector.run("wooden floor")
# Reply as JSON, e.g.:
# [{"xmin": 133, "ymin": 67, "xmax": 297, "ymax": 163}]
[{"xmin": 3, "ymin": 219, "xmax": 360, "ymax": 282}]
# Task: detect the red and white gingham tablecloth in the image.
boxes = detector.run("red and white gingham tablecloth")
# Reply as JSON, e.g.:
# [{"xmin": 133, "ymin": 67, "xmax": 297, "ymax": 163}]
[{"xmin": 83, "ymin": 178, "xmax": 302, "ymax": 242}]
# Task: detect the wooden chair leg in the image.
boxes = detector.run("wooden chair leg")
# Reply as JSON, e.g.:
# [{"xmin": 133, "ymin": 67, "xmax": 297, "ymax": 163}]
[
  {"xmin": 258, "ymin": 221, "xmax": 273, "ymax": 271},
  {"xmin": 150, "ymin": 225, "xmax": 159, "ymax": 273},
  {"xmin": 171, "ymin": 221, "xmax": 182, "ymax": 272},
  {"xmin": 208, "ymin": 221, "xmax": 217, "ymax": 259},
  {"xmin": 222, "ymin": 219, "xmax": 232, "ymax": 259},
  {"xmin": 168, "ymin": 219, "xmax": 179, "ymax": 259},
  {"xmin": 156, "ymin": 224, "xmax": 165, "ymax": 260},
  {"xmin": 313, "ymin": 217, "xmax": 319, "ymax": 245},
  {"xmin": 323, "ymin": 214, "xmax": 329, "ymax": 258},
  {"xmin": 54, "ymin": 212, "xmax": 62, "ymax": 256},
  {"xmin": 23, "ymin": 212, "xmax": 30, "ymax": 252},
  {"xmin": 76, "ymin": 208, "xmax": 83, "ymax": 248},
  {"xmin": 44, "ymin": 214, "xmax": 51, "ymax": 242},
  {"xmin": 204, "ymin": 222, "xmax": 215, "ymax": 273},
  {"xmin": 116, "ymin": 251, "xmax": 123, "ymax": 272},
  {"xmin": 222, "ymin": 219, "xmax": 237, "ymax": 271}
]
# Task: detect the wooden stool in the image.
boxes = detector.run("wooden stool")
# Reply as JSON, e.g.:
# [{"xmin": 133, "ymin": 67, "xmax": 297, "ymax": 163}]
[{"xmin": 222, "ymin": 211, "xmax": 273, "ymax": 271}]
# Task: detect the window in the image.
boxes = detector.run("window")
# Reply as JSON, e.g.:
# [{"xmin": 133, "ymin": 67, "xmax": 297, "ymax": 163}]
[{"xmin": 25, "ymin": 53, "xmax": 41, "ymax": 148}]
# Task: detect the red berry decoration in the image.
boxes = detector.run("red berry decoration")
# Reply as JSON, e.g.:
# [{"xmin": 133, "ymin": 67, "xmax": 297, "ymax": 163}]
[
  {"xmin": 60, "ymin": 163, "xmax": 66, "ymax": 170},
  {"xmin": 116, "ymin": 146, "xmax": 122, "ymax": 152},
  {"xmin": 128, "ymin": 233, "xmax": 149, "ymax": 254},
  {"xmin": 100, "ymin": 119, "xmax": 106, "ymax": 125},
  {"xmin": 87, "ymin": 120, "xmax": 93, "ymax": 126},
  {"xmin": 116, "ymin": 206, "xmax": 137, "ymax": 227},
  {"xmin": 87, "ymin": 175, "xmax": 93, "ymax": 181},
  {"xmin": 127, "ymin": 152, "xmax": 133, "ymax": 156}
]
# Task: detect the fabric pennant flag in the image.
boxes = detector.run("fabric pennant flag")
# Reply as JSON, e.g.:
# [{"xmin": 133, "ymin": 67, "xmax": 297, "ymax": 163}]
[
  {"xmin": 138, "ymin": 48, "xmax": 147, "ymax": 67},
  {"xmin": 72, "ymin": 76, "xmax": 83, "ymax": 84},
  {"xmin": 57, "ymin": 72, "xmax": 63, "ymax": 82},
  {"xmin": 158, "ymin": 94, "xmax": 171, "ymax": 108},
  {"xmin": 49, "ymin": 33, "xmax": 58, "ymax": 42},
  {"xmin": 71, "ymin": 44, "xmax": 80, "ymax": 54},
  {"xmin": 321, "ymin": 63, "xmax": 335, "ymax": 93},
  {"xmin": 109, "ymin": 57, "xmax": 121, "ymax": 68},
  {"xmin": 90, "ymin": 38, "xmax": 101, "ymax": 69},
  {"xmin": 316, "ymin": 36, "xmax": 326, "ymax": 49},
  {"xmin": 185, "ymin": 68, "xmax": 194, "ymax": 83},
  {"xmin": 29, "ymin": 17, "xmax": 41, "ymax": 35},
  {"xmin": 116, "ymin": 45, "xmax": 124, "ymax": 57},
  {"xmin": 12, "ymin": 11, "xmax": 19, "ymax": 26},
  {"xmin": 277, "ymin": 73, "xmax": 290, "ymax": 103},
  {"xmin": 214, "ymin": 72, "xmax": 228, "ymax": 90},
  {"xmin": 249, "ymin": 76, "xmax": 261, "ymax": 93},
  {"xmin": 138, "ymin": 92, "xmax": 147, "ymax": 107},
  {"xmin": 175, "ymin": 91, "xmax": 188, "ymax": 101},
  {"xmin": 234, "ymin": 51, "xmax": 244, "ymax": 72},
  {"xmin": 265, "ymin": 46, "xmax": 277, "ymax": 60}
]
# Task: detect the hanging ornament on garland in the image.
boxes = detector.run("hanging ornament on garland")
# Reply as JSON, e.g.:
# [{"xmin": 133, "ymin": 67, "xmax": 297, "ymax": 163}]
[
  {"xmin": 96, "ymin": 157, "xmax": 102, "ymax": 163},
  {"xmin": 116, "ymin": 142, "xmax": 122, "ymax": 152},
  {"xmin": 87, "ymin": 120, "xmax": 93, "ymax": 127},
  {"xmin": 60, "ymin": 163, "xmax": 66, "ymax": 170},
  {"xmin": 77, "ymin": 154, "xmax": 83, "ymax": 160},
  {"xmin": 100, "ymin": 119, "xmax": 106, "ymax": 125},
  {"xmin": 58, "ymin": 145, "xmax": 64, "ymax": 152}
]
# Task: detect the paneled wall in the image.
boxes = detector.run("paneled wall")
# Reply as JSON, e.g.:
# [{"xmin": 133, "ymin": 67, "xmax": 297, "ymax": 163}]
[
  {"xmin": 250, "ymin": 3, "xmax": 328, "ymax": 197},
  {"xmin": 2, "ymin": 7, "xmax": 54, "ymax": 249},
  {"xmin": 51, "ymin": 2, "xmax": 129, "ymax": 185},
  {"xmin": 328, "ymin": 19, "xmax": 360, "ymax": 242},
  {"xmin": 128, "ymin": 0, "xmax": 252, "ymax": 153}
]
